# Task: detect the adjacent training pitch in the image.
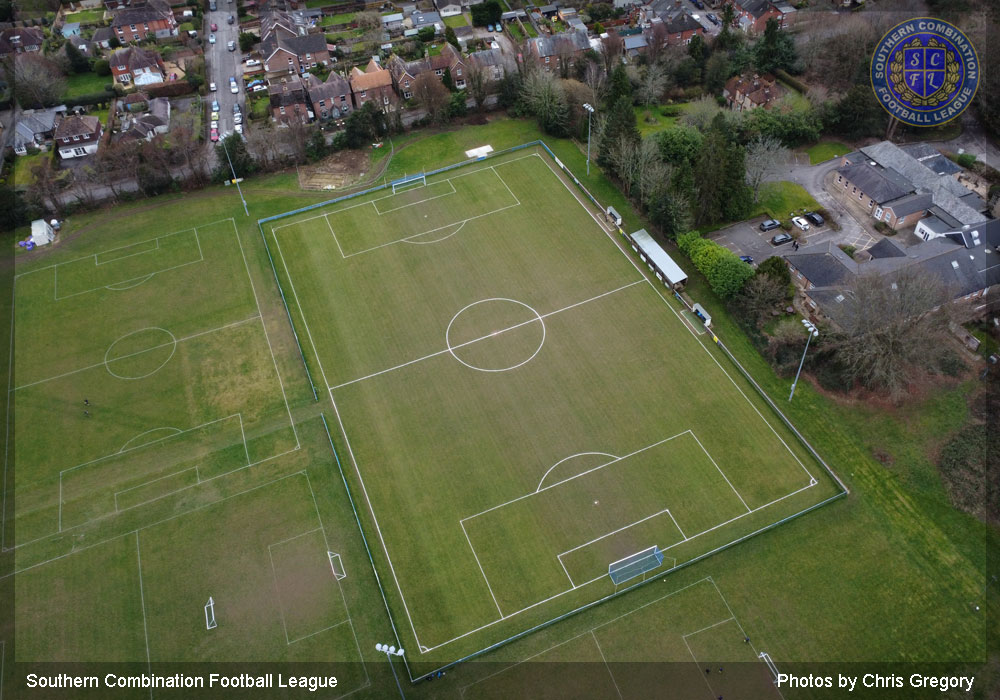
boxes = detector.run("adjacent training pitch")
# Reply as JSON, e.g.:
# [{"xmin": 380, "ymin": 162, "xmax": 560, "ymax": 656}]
[{"xmin": 266, "ymin": 146, "xmax": 842, "ymax": 666}]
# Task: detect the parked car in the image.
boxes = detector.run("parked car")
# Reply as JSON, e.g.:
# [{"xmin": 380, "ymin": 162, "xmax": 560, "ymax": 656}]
[
  {"xmin": 486, "ymin": 24, "xmax": 493, "ymax": 32},
  {"xmin": 234, "ymin": 113, "xmax": 242, "ymax": 124},
  {"xmin": 210, "ymin": 22, "xmax": 218, "ymax": 31},
  {"xmin": 770, "ymin": 232, "xmax": 793, "ymax": 246},
  {"xmin": 209, "ymin": 81, "xmax": 217, "ymax": 91},
  {"xmin": 246, "ymin": 58, "xmax": 261, "ymax": 66},
  {"xmin": 247, "ymin": 79, "xmax": 264, "ymax": 88},
  {"xmin": 187, "ymin": 29, "xmax": 197, "ymax": 38},
  {"xmin": 759, "ymin": 219, "xmax": 781, "ymax": 232},
  {"xmin": 252, "ymin": 84, "xmax": 267, "ymax": 92},
  {"xmin": 233, "ymin": 103, "xmax": 241, "ymax": 113},
  {"xmin": 211, "ymin": 111, "xmax": 219, "ymax": 121},
  {"xmin": 804, "ymin": 211, "xmax": 825, "ymax": 226},
  {"xmin": 230, "ymin": 77, "xmax": 239, "ymax": 94},
  {"xmin": 739, "ymin": 255, "xmax": 754, "ymax": 265},
  {"xmin": 691, "ymin": 0, "xmax": 704, "ymax": 9},
  {"xmin": 228, "ymin": 40, "xmax": 236, "ymax": 51},
  {"xmin": 706, "ymin": 13, "xmax": 719, "ymax": 24},
  {"xmin": 209, "ymin": 0, "xmax": 216, "ymax": 10},
  {"xmin": 227, "ymin": 14, "xmax": 234, "ymax": 24},
  {"xmin": 234, "ymin": 123, "xmax": 243, "ymax": 134},
  {"xmin": 211, "ymin": 100, "xmax": 220, "ymax": 111},
  {"xmin": 209, "ymin": 33, "xmax": 215, "ymax": 43},
  {"xmin": 792, "ymin": 216, "xmax": 811, "ymax": 231},
  {"xmin": 210, "ymin": 120, "xmax": 218, "ymax": 130},
  {"xmin": 210, "ymin": 128, "xmax": 219, "ymax": 142}
]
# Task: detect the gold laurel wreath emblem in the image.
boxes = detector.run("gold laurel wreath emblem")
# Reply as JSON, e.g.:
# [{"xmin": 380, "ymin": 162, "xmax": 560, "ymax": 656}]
[{"xmin": 888, "ymin": 37, "xmax": 960, "ymax": 107}]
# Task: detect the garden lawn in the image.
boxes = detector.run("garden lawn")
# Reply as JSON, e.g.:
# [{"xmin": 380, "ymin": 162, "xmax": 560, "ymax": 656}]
[
  {"xmin": 805, "ymin": 141, "xmax": 850, "ymax": 164},
  {"xmin": 444, "ymin": 13, "xmax": 468, "ymax": 28},
  {"xmin": 634, "ymin": 103, "xmax": 692, "ymax": 137},
  {"xmin": 753, "ymin": 180, "xmax": 820, "ymax": 221},
  {"xmin": 10, "ymin": 151, "xmax": 47, "ymax": 190},
  {"xmin": 62, "ymin": 71, "xmax": 112, "ymax": 99},
  {"xmin": 64, "ymin": 9, "xmax": 105, "ymax": 23}
]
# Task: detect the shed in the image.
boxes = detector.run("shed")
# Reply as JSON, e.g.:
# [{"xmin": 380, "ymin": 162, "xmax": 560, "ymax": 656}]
[
  {"xmin": 31, "ymin": 219, "xmax": 55, "ymax": 246},
  {"xmin": 628, "ymin": 228, "xmax": 687, "ymax": 289}
]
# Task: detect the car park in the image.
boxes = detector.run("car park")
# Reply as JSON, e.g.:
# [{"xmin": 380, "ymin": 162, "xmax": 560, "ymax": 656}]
[
  {"xmin": 792, "ymin": 216, "xmax": 810, "ymax": 231},
  {"xmin": 210, "ymin": 128, "xmax": 219, "ymax": 142},
  {"xmin": 805, "ymin": 211, "xmax": 825, "ymax": 226},
  {"xmin": 759, "ymin": 219, "xmax": 781, "ymax": 232},
  {"xmin": 770, "ymin": 232, "xmax": 793, "ymax": 246},
  {"xmin": 209, "ymin": 33, "xmax": 215, "ymax": 43}
]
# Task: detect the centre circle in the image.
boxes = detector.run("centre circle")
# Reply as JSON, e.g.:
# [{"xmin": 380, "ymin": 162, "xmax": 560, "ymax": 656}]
[
  {"xmin": 445, "ymin": 298, "xmax": 546, "ymax": 372},
  {"xmin": 104, "ymin": 326, "xmax": 177, "ymax": 380}
]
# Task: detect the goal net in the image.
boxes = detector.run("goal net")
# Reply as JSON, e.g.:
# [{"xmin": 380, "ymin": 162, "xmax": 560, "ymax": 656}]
[
  {"xmin": 391, "ymin": 173, "xmax": 426, "ymax": 194},
  {"xmin": 204, "ymin": 597, "xmax": 218, "ymax": 630},
  {"xmin": 328, "ymin": 552, "xmax": 347, "ymax": 580},
  {"xmin": 608, "ymin": 546, "xmax": 664, "ymax": 585}
]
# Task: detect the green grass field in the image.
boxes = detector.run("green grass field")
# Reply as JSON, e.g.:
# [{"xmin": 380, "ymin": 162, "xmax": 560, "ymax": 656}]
[
  {"xmin": 264, "ymin": 146, "xmax": 841, "ymax": 666},
  {"xmin": 1, "ymin": 116, "xmax": 992, "ymax": 699},
  {"xmin": 64, "ymin": 8, "xmax": 105, "ymax": 24},
  {"xmin": 444, "ymin": 13, "xmax": 468, "ymax": 28},
  {"xmin": 62, "ymin": 71, "xmax": 112, "ymax": 100},
  {"xmin": 805, "ymin": 141, "xmax": 850, "ymax": 165}
]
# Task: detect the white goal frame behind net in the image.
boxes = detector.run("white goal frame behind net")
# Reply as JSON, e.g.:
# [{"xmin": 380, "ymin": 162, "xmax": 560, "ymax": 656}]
[
  {"xmin": 391, "ymin": 173, "xmax": 427, "ymax": 194},
  {"xmin": 328, "ymin": 551, "xmax": 347, "ymax": 580},
  {"xmin": 205, "ymin": 596, "xmax": 218, "ymax": 630}
]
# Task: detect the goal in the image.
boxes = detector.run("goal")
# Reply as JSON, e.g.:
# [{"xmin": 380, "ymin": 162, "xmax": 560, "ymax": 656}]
[
  {"xmin": 204, "ymin": 597, "xmax": 218, "ymax": 630},
  {"xmin": 391, "ymin": 173, "xmax": 426, "ymax": 194},
  {"xmin": 328, "ymin": 552, "xmax": 347, "ymax": 580},
  {"xmin": 608, "ymin": 546, "xmax": 664, "ymax": 585}
]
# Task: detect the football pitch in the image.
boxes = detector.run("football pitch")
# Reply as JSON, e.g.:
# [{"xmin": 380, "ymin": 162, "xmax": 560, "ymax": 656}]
[{"xmin": 263, "ymin": 145, "xmax": 844, "ymax": 667}]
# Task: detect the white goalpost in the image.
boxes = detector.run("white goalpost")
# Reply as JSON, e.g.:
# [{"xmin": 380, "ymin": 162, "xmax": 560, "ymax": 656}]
[
  {"xmin": 205, "ymin": 597, "xmax": 218, "ymax": 630},
  {"xmin": 328, "ymin": 552, "xmax": 347, "ymax": 580},
  {"xmin": 391, "ymin": 173, "xmax": 427, "ymax": 194}
]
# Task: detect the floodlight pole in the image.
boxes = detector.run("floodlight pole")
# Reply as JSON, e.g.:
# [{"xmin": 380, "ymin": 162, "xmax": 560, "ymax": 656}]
[
  {"xmin": 583, "ymin": 103, "xmax": 595, "ymax": 175},
  {"xmin": 220, "ymin": 135, "xmax": 250, "ymax": 217},
  {"xmin": 789, "ymin": 319, "xmax": 819, "ymax": 401},
  {"xmin": 376, "ymin": 644, "xmax": 406, "ymax": 700}
]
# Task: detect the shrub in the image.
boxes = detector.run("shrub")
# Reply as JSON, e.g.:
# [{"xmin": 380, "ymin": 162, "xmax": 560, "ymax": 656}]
[
  {"xmin": 94, "ymin": 58, "xmax": 110, "ymax": 76},
  {"xmin": 838, "ymin": 244, "xmax": 857, "ymax": 258},
  {"xmin": 956, "ymin": 152, "xmax": 977, "ymax": 169}
]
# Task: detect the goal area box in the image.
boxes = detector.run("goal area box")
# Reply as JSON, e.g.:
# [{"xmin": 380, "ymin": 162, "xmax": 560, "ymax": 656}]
[{"xmin": 609, "ymin": 546, "xmax": 665, "ymax": 585}]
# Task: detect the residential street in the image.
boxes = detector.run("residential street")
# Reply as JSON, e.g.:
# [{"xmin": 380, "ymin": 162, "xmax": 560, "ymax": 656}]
[{"xmin": 204, "ymin": 1, "xmax": 244, "ymax": 140}]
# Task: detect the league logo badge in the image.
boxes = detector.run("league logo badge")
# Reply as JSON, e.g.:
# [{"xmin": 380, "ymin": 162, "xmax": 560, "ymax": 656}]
[{"xmin": 870, "ymin": 18, "xmax": 979, "ymax": 127}]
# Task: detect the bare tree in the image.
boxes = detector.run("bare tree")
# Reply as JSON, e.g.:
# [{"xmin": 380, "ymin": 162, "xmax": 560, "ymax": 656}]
[
  {"xmin": 646, "ymin": 23, "xmax": 669, "ymax": 66},
  {"xmin": 637, "ymin": 62, "xmax": 668, "ymax": 107},
  {"xmin": 833, "ymin": 267, "xmax": 955, "ymax": 398},
  {"xmin": 604, "ymin": 133, "xmax": 640, "ymax": 196},
  {"xmin": 521, "ymin": 70, "xmax": 569, "ymax": 134},
  {"xmin": 600, "ymin": 34, "xmax": 623, "ymax": 76},
  {"xmin": 356, "ymin": 11, "xmax": 384, "ymax": 54},
  {"xmin": 744, "ymin": 134, "xmax": 788, "ymax": 202},
  {"xmin": 583, "ymin": 61, "xmax": 606, "ymax": 106},
  {"xmin": 12, "ymin": 54, "xmax": 66, "ymax": 108},
  {"xmin": 281, "ymin": 118, "xmax": 311, "ymax": 164},
  {"xmin": 733, "ymin": 274, "xmax": 786, "ymax": 328},
  {"xmin": 680, "ymin": 95, "xmax": 721, "ymax": 131},
  {"xmin": 244, "ymin": 120, "xmax": 277, "ymax": 171},
  {"xmin": 413, "ymin": 72, "xmax": 450, "ymax": 122},
  {"xmin": 30, "ymin": 158, "xmax": 70, "ymax": 215},
  {"xmin": 466, "ymin": 63, "xmax": 491, "ymax": 112},
  {"xmin": 635, "ymin": 138, "xmax": 667, "ymax": 207}
]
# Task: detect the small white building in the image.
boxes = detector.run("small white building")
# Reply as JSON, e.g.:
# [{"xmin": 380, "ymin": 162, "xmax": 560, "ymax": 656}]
[{"xmin": 30, "ymin": 219, "xmax": 55, "ymax": 246}]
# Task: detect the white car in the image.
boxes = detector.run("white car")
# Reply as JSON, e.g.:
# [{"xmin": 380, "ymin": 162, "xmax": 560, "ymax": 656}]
[
  {"xmin": 234, "ymin": 123, "xmax": 243, "ymax": 134},
  {"xmin": 245, "ymin": 58, "xmax": 261, "ymax": 67},
  {"xmin": 209, "ymin": 81, "xmax": 217, "ymax": 91},
  {"xmin": 210, "ymin": 120, "xmax": 218, "ymax": 129},
  {"xmin": 209, "ymin": 33, "xmax": 215, "ymax": 44},
  {"xmin": 230, "ymin": 80, "xmax": 239, "ymax": 94},
  {"xmin": 252, "ymin": 84, "xmax": 267, "ymax": 92},
  {"xmin": 792, "ymin": 216, "xmax": 811, "ymax": 231},
  {"xmin": 234, "ymin": 113, "xmax": 242, "ymax": 124}
]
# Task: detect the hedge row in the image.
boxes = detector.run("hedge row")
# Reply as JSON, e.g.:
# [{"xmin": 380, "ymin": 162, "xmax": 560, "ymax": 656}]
[{"xmin": 677, "ymin": 232, "xmax": 754, "ymax": 299}]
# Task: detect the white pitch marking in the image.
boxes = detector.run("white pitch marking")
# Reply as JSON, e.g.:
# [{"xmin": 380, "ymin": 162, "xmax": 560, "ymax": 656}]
[
  {"xmin": 460, "ymin": 520, "xmax": 504, "ymax": 619},
  {"xmin": 536, "ymin": 452, "xmax": 618, "ymax": 493}
]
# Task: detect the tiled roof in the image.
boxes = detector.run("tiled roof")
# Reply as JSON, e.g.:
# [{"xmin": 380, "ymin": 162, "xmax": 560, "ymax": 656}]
[
  {"xmin": 54, "ymin": 114, "xmax": 100, "ymax": 139},
  {"xmin": 350, "ymin": 58, "xmax": 392, "ymax": 90}
]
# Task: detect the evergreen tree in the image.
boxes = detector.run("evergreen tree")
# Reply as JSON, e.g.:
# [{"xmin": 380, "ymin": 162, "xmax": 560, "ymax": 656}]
[
  {"xmin": 445, "ymin": 25, "xmax": 459, "ymax": 49},
  {"xmin": 606, "ymin": 64, "xmax": 632, "ymax": 105},
  {"xmin": 442, "ymin": 66, "xmax": 455, "ymax": 92},
  {"xmin": 754, "ymin": 18, "xmax": 797, "ymax": 75},
  {"xmin": 693, "ymin": 114, "xmax": 751, "ymax": 225},
  {"xmin": 597, "ymin": 94, "xmax": 639, "ymax": 169},
  {"xmin": 648, "ymin": 183, "xmax": 690, "ymax": 239},
  {"xmin": 715, "ymin": 3, "xmax": 739, "ymax": 51},
  {"xmin": 64, "ymin": 41, "xmax": 90, "ymax": 74}
]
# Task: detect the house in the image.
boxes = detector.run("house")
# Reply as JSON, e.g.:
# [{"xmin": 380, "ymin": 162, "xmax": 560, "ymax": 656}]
[
  {"xmin": 122, "ymin": 96, "xmax": 170, "ymax": 140},
  {"xmin": 468, "ymin": 47, "xmax": 507, "ymax": 82},
  {"xmin": 388, "ymin": 43, "xmax": 467, "ymax": 99},
  {"xmin": 53, "ymin": 114, "xmax": 103, "ymax": 159},
  {"xmin": 13, "ymin": 106, "xmax": 66, "ymax": 155},
  {"xmin": 111, "ymin": 0, "xmax": 178, "ymax": 41},
  {"xmin": 110, "ymin": 46, "xmax": 166, "ymax": 86},
  {"xmin": 835, "ymin": 142, "xmax": 989, "ymax": 234},
  {"xmin": 526, "ymin": 30, "xmax": 590, "ymax": 72},
  {"xmin": 382, "ymin": 12, "xmax": 405, "ymax": 31},
  {"xmin": 303, "ymin": 71, "xmax": 352, "ymax": 120},
  {"xmin": 349, "ymin": 58, "xmax": 397, "ymax": 112},
  {"xmin": 410, "ymin": 10, "xmax": 443, "ymax": 34},
  {"xmin": 434, "ymin": 1, "xmax": 462, "ymax": 17},
  {"xmin": 623, "ymin": 34, "xmax": 648, "ymax": 57},
  {"xmin": 725, "ymin": 0, "xmax": 794, "ymax": 34},
  {"xmin": 722, "ymin": 73, "xmax": 784, "ymax": 111},
  {"xmin": 92, "ymin": 27, "xmax": 115, "ymax": 49},
  {"xmin": 785, "ymin": 222, "xmax": 1000, "ymax": 330},
  {"xmin": 641, "ymin": 2, "xmax": 704, "ymax": 45},
  {"xmin": 0, "ymin": 27, "xmax": 44, "ymax": 56},
  {"xmin": 268, "ymin": 75, "xmax": 311, "ymax": 123},
  {"xmin": 260, "ymin": 28, "xmax": 331, "ymax": 77}
]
